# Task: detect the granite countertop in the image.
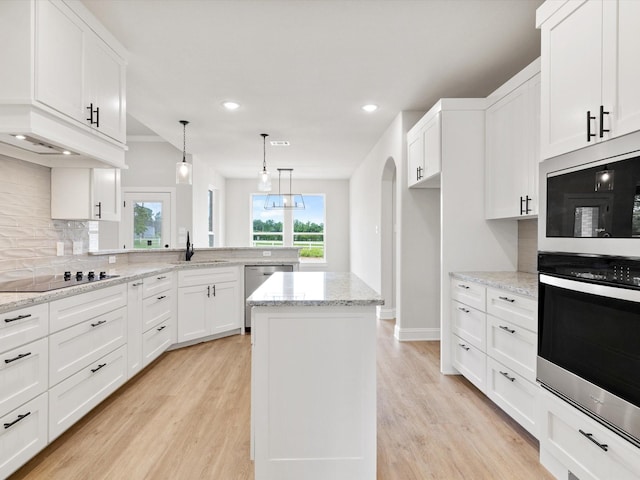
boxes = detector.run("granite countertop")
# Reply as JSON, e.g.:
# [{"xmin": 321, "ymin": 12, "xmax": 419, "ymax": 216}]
[
  {"xmin": 0, "ymin": 258, "xmax": 300, "ymax": 313},
  {"xmin": 246, "ymin": 272, "xmax": 384, "ymax": 307},
  {"xmin": 450, "ymin": 271, "xmax": 538, "ymax": 298}
]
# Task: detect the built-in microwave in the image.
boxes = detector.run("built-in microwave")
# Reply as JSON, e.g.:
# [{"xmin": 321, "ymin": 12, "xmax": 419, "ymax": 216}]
[{"xmin": 539, "ymin": 135, "xmax": 640, "ymax": 257}]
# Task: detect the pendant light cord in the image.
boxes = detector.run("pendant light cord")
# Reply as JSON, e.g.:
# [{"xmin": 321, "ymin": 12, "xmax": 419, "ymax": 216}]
[
  {"xmin": 261, "ymin": 133, "xmax": 269, "ymax": 172},
  {"xmin": 180, "ymin": 120, "xmax": 189, "ymax": 163}
]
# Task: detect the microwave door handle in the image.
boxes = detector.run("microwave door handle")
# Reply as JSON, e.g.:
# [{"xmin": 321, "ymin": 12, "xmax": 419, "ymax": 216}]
[{"xmin": 539, "ymin": 274, "xmax": 640, "ymax": 303}]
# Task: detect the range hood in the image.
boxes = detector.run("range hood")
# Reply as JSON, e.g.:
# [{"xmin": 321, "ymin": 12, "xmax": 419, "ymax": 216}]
[{"xmin": 0, "ymin": 105, "xmax": 127, "ymax": 169}]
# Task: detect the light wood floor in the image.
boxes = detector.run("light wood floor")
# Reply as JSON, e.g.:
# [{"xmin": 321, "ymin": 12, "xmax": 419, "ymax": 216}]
[{"xmin": 11, "ymin": 319, "xmax": 553, "ymax": 479}]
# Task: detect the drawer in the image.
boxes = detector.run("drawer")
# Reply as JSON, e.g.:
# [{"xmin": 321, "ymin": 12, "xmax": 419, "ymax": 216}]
[
  {"xmin": 452, "ymin": 334, "xmax": 486, "ymax": 393},
  {"xmin": 50, "ymin": 283, "xmax": 127, "ymax": 333},
  {"xmin": 486, "ymin": 316, "xmax": 537, "ymax": 383},
  {"xmin": 178, "ymin": 266, "xmax": 238, "ymax": 288},
  {"xmin": 451, "ymin": 300, "xmax": 486, "ymax": 351},
  {"xmin": 142, "ymin": 290, "xmax": 173, "ymax": 332},
  {"xmin": 486, "ymin": 357, "xmax": 538, "ymax": 438},
  {"xmin": 0, "ymin": 392, "xmax": 48, "ymax": 480},
  {"xmin": 0, "ymin": 303, "xmax": 48, "ymax": 354},
  {"xmin": 142, "ymin": 320, "xmax": 172, "ymax": 368},
  {"xmin": 450, "ymin": 278, "xmax": 486, "ymax": 311},
  {"xmin": 539, "ymin": 389, "xmax": 640, "ymax": 480},
  {"xmin": 0, "ymin": 338, "xmax": 48, "ymax": 416},
  {"xmin": 49, "ymin": 306, "xmax": 126, "ymax": 386},
  {"xmin": 49, "ymin": 345, "xmax": 127, "ymax": 441},
  {"xmin": 142, "ymin": 272, "xmax": 174, "ymax": 298},
  {"xmin": 486, "ymin": 287, "xmax": 537, "ymax": 332}
]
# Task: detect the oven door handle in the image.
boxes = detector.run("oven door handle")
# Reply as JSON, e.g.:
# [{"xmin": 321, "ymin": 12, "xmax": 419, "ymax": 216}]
[{"xmin": 539, "ymin": 274, "xmax": 640, "ymax": 303}]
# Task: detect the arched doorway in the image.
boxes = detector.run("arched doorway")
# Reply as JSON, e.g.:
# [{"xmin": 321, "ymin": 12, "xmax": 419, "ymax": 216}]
[{"xmin": 379, "ymin": 157, "xmax": 397, "ymax": 321}]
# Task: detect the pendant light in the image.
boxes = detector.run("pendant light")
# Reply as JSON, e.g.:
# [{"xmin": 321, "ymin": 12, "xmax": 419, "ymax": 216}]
[
  {"xmin": 258, "ymin": 133, "xmax": 272, "ymax": 192},
  {"xmin": 176, "ymin": 120, "xmax": 192, "ymax": 185},
  {"xmin": 264, "ymin": 168, "xmax": 305, "ymax": 210}
]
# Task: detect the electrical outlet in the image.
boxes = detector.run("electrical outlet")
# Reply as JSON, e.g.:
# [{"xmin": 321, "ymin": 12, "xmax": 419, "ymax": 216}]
[
  {"xmin": 56, "ymin": 242, "xmax": 64, "ymax": 256},
  {"xmin": 72, "ymin": 241, "xmax": 82, "ymax": 255},
  {"xmin": 262, "ymin": 251, "xmax": 271, "ymax": 257},
  {"xmin": 108, "ymin": 256, "xmax": 116, "ymax": 264}
]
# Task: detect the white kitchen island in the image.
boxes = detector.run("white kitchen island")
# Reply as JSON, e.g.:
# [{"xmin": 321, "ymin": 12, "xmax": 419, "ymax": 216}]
[{"xmin": 247, "ymin": 272, "xmax": 383, "ymax": 480}]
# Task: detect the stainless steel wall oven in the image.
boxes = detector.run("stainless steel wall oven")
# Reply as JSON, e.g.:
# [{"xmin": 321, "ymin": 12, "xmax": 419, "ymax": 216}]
[{"xmin": 538, "ymin": 252, "xmax": 640, "ymax": 448}]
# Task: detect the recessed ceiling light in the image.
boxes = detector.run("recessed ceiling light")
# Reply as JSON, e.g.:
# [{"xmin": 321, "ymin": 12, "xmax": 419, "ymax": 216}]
[
  {"xmin": 362, "ymin": 104, "xmax": 378, "ymax": 113},
  {"xmin": 222, "ymin": 101, "xmax": 240, "ymax": 111},
  {"xmin": 14, "ymin": 134, "xmax": 26, "ymax": 140},
  {"xmin": 62, "ymin": 150, "xmax": 71, "ymax": 155}
]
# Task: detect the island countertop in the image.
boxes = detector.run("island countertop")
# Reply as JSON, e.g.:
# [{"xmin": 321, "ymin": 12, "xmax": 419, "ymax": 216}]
[{"xmin": 246, "ymin": 272, "xmax": 384, "ymax": 307}]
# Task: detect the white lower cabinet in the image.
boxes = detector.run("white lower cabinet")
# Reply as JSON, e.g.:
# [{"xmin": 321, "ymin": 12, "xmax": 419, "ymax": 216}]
[
  {"xmin": 0, "ymin": 303, "xmax": 49, "ymax": 354},
  {"xmin": 0, "ymin": 392, "xmax": 48, "ymax": 479},
  {"xmin": 49, "ymin": 306, "xmax": 127, "ymax": 386},
  {"xmin": 486, "ymin": 357, "xmax": 538, "ymax": 437},
  {"xmin": 539, "ymin": 388, "xmax": 640, "ymax": 480},
  {"xmin": 127, "ymin": 279, "xmax": 144, "ymax": 378},
  {"xmin": 0, "ymin": 338, "xmax": 48, "ymax": 416},
  {"xmin": 142, "ymin": 320, "xmax": 172, "ymax": 367},
  {"xmin": 450, "ymin": 276, "xmax": 539, "ymax": 438},
  {"xmin": 48, "ymin": 345, "xmax": 127, "ymax": 441}
]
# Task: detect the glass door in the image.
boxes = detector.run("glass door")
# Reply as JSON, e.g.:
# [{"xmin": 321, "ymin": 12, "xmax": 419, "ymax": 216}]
[{"xmin": 121, "ymin": 192, "xmax": 172, "ymax": 249}]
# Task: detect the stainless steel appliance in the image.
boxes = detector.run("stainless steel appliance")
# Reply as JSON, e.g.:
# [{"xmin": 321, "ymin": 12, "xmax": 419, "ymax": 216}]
[
  {"xmin": 244, "ymin": 264, "xmax": 293, "ymax": 330},
  {"xmin": 538, "ymin": 252, "xmax": 640, "ymax": 448},
  {"xmin": 0, "ymin": 271, "xmax": 119, "ymax": 292}
]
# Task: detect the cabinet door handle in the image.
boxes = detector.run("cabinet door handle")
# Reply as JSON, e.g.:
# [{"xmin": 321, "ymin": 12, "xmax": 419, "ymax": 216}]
[
  {"xmin": 91, "ymin": 320, "xmax": 107, "ymax": 327},
  {"xmin": 457, "ymin": 284, "xmax": 470, "ymax": 290},
  {"xmin": 417, "ymin": 166, "xmax": 424, "ymax": 181},
  {"xmin": 587, "ymin": 110, "xmax": 596, "ymax": 141},
  {"xmin": 132, "ymin": 282, "xmax": 143, "ymax": 287},
  {"xmin": 91, "ymin": 363, "xmax": 107, "ymax": 373},
  {"xmin": 207, "ymin": 285, "xmax": 211, "ymax": 297},
  {"xmin": 458, "ymin": 343, "xmax": 470, "ymax": 351},
  {"xmin": 498, "ymin": 296, "xmax": 515, "ymax": 303},
  {"xmin": 157, "ymin": 276, "xmax": 167, "ymax": 280},
  {"xmin": 579, "ymin": 429, "xmax": 609, "ymax": 452},
  {"xmin": 157, "ymin": 325, "xmax": 166, "ymax": 332},
  {"xmin": 599, "ymin": 105, "xmax": 610, "ymax": 138},
  {"xmin": 4, "ymin": 411, "xmax": 31, "ymax": 429},
  {"xmin": 525, "ymin": 195, "xmax": 532, "ymax": 214},
  {"xmin": 95, "ymin": 106, "xmax": 100, "ymax": 128},
  {"xmin": 457, "ymin": 307, "xmax": 470, "ymax": 313},
  {"xmin": 4, "ymin": 352, "xmax": 32, "ymax": 364},
  {"xmin": 157, "ymin": 295, "xmax": 166, "ymax": 300},
  {"xmin": 499, "ymin": 325, "xmax": 516, "ymax": 334},
  {"xmin": 212, "ymin": 285, "xmax": 216, "ymax": 297},
  {"xmin": 95, "ymin": 201, "xmax": 102, "ymax": 219},
  {"xmin": 500, "ymin": 371, "xmax": 516, "ymax": 382},
  {"xmin": 86, "ymin": 103, "xmax": 94, "ymax": 124},
  {"xmin": 4, "ymin": 313, "xmax": 32, "ymax": 323}
]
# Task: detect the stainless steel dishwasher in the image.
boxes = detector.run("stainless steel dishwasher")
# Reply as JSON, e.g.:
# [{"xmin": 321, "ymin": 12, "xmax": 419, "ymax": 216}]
[{"xmin": 244, "ymin": 264, "xmax": 294, "ymax": 330}]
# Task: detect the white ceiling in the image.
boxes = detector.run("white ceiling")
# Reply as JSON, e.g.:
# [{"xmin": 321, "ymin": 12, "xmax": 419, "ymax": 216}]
[{"xmin": 82, "ymin": 0, "xmax": 543, "ymax": 180}]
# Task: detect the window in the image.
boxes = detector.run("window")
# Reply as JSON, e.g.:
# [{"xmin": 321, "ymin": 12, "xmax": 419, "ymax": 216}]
[
  {"xmin": 208, "ymin": 189, "xmax": 216, "ymax": 247},
  {"xmin": 251, "ymin": 194, "xmax": 325, "ymax": 262}
]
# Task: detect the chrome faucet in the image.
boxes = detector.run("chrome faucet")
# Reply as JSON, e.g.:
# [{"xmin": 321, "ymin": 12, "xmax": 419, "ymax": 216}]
[{"xmin": 186, "ymin": 231, "xmax": 194, "ymax": 261}]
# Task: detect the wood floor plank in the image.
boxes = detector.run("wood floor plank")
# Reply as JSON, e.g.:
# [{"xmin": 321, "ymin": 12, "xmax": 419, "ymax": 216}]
[{"xmin": 10, "ymin": 320, "xmax": 553, "ymax": 480}]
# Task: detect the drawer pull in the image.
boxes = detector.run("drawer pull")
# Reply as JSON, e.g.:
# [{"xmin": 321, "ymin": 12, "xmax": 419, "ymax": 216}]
[
  {"xmin": 458, "ymin": 343, "xmax": 470, "ymax": 351},
  {"xmin": 4, "ymin": 411, "xmax": 31, "ymax": 429},
  {"xmin": 457, "ymin": 284, "xmax": 470, "ymax": 290},
  {"xmin": 457, "ymin": 307, "xmax": 470, "ymax": 313},
  {"xmin": 498, "ymin": 296, "xmax": 515, "ymax": 303},
  {"xmin": 4, "ymin": 352, "xmax": 32, "ymax": 364},
  {"xmin": 132, "ymin": 282, "xmax": 143, "ymax": 287},
  {"xmin": 579, "ymin": 429, "xmax": 609, "ymax": 452},
  {"xmin": 499, "ymin": 325, "xmax": 516, "ymax": 334},
  {"xmin": 4, "ymin": 313, "xmax": 32, "ymax": 323},
  {"xmin": 157, "ymin": 275, "xmax": 167, "ymax": 280},
  {"xmin": 157, "ymin": 325, "xmax": 167, "ymax": 332},
  {"xmin": 500, "ymin": 371, "xmax": 516, "ymax": 382},
  {"xmin": 91, "ymin": 320, "xmax": 107, "ymax": 327},
  {"xmin": 91, "ymin": 363, "xmax": 107, "ymax": 373},
  {"xmin": 157, "ymin": 295, "xmax": 167, "ymax": 300}
]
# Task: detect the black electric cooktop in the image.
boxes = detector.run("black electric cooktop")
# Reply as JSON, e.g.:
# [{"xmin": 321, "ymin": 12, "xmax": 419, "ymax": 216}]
[{"xmin": 0, "ymin": 271, "xmax": 119, "ymax": 293}]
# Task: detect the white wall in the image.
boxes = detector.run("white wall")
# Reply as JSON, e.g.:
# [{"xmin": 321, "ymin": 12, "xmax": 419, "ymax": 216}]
[
  {"xmin": 350, "ymin": 111, "xmax": 441, "ymax": 339},
  {"xmin": 192, "ymin": 155, "xmax": 226, "ymax": 247},
  {"xmin": 225, "ymin": 178, "xmax": 350, "ymax": 272}
]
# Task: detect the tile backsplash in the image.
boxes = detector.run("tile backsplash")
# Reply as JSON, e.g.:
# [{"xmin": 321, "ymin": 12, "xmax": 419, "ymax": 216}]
[
  {"xmin": 0, "ymin": 155, "xmax": 113, "ymax": 282},
  {"xmin": 517, "ymin": 218, "xmax": 538, "ymax": 274}
]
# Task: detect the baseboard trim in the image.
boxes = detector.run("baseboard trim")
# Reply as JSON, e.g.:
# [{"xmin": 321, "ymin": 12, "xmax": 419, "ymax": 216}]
[
  {"xmin": 376, "ymin": 306, "xmax": 396, "ymax": 320},
  {"xmin": 394, "ymin": 325, "xmax": 440, "ymax": 341}
]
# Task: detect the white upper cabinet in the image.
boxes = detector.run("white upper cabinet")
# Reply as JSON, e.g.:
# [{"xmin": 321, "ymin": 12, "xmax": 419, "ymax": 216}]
[
  {"xmin": 537, "ymin": 0, "xmax": 640, "ymax": 160},
  {"xmin": 50, "ymin": 167, "xmax": 121, "ymax": 221},
  {"xmin": 407, "ymin": 110, "xmax": 442, "ymax": 188},
  {"xmin": 0, "ymin": 0, "xmax": 127, "ymax": 168},
  {"xmin": 485, "ymin": 59, "xmax": 540, "ymax": 219}
]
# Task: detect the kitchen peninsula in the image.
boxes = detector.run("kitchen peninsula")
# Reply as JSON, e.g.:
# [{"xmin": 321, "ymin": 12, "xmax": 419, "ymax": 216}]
[{"xmin": 247, "ymin": 272, "xmax": 383, "ymax": 480}]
